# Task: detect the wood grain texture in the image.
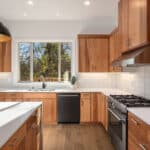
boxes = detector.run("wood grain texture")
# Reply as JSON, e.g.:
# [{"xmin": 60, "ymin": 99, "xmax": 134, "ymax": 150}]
[
  {"xmin": 119, "ymin": 0, "xmax": 129, "ymax": 53},
  {"xmin": 43, "ymin": 124, "xmax": 115, "ymax": 150},
  {"xmin": 0, "ymin": 35, "xmax": 11, "ymax": 42},
  {"xmin": 128, "ymin": 112, "xmax": 150, "ymax": 150},
  {"xmin": 0, "ymin": 41, "xmax": 11, "ymax": 72},
  {"xmin": 78, "ymin": 35, "xmax": 109, "ymax": 72},
  {"xmin": 90, "ymin": 93, "xmax": 101, "ymax": 123},
  {"xmin": 109, "ymin": 29, "xmax": 122, "ymax": 72},
  {"xmin": 128, "ymin": 0, "xmax": 147, "ymax": 49},
  {"xmin": 80, "ymin": 93, "xmax": 91, "ymax": 123}
]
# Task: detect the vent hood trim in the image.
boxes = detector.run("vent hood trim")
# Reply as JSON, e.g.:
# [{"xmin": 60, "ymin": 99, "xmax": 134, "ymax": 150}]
[{"xmin": 112, "ymin": 44, "xmax": 150, "ymax": 67}]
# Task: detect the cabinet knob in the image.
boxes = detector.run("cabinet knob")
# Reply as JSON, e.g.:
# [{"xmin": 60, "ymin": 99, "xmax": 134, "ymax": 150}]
[
  {"xmin": 131, "ymin": 118, "xmax": 139, "ymax": 125},
  {"xmin": 139, "ymin": 144, "xmax": 147, "ymax": 150}
]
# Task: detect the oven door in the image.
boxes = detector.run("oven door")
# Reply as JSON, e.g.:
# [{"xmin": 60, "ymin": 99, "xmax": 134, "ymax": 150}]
[{"xmin": 108, "ymin": 108, "xmax": 127, "ymax": 150}]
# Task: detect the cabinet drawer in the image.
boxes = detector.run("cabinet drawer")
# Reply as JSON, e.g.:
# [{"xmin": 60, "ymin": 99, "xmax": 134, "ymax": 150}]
[
  {"xmin": 81, "ymin": 93, "xmax": 91, "ymax": 99},
  {"xmin": 23, "ymin": 93, "xmax": 56, "ymax": 99},
  {"xmin": 5, "ymin": 93, "xmax": 23, "ymax": 99},
  {"xmin": 128, "ymin": 112, "xmax": 150, "ymax": 149},
  {"xmin": 2, "ymin": 123, "xmax": 26, "ymax": 150},
  {"xmin": 0, "ymin": 93, "xmax": 6, "ymax": 99}
]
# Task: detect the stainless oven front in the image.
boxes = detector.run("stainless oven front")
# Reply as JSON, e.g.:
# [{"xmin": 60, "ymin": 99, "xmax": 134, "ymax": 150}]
[{"xmin": 108, "ymin": 107, "xmax": 127, "ymax": 150}]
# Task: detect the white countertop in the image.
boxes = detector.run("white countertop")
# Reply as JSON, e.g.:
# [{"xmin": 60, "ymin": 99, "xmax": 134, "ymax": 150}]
[
  {"xmin": 0, "ymin": 102, "xmax": 42, "ymax": 148},
  {"xmin": 0, "ymin": 87, "xmax": 131, "ymax": 96},
  {"xmin": 127, "ymin": 107, "xmax": 150, "ymax": 125}
]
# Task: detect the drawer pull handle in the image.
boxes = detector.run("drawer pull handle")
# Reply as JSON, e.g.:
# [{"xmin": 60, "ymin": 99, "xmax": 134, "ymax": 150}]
[
  {"xmin": 139, "ymin": 144, "xmax": 147, "ymax": 150},
  {"xmin": 131, "ymin": 118, "xmax": 139, "ymax": 125}
]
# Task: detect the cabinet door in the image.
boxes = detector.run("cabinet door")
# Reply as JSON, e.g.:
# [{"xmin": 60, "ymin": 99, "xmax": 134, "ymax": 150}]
[
  {"xmin": 80, "ymin": 98, "xmax": 91, "ymax": 123},
  {"xmin": 0, "ymin": 41, "xmax": 11, "ymax": 72},
  {"xmin": 100, "ymin": 95, "xmax": 108, "ymax": 130},
  {"xmin": 78, "ymin": 38, "xmax": 89, "ymax": 72},
  {"xmin": 128, "ymin": 0, "xmax": 147, "ymax": 49},
  {"xmin": 90, "ymin": 93, "xmax": 101, "ymax": 123},
  {"xmin": 119, "ymin": 0, "xmax": 129, "ymax": 53},
  {"xmin": 78, "ymin": 35, "xmax": 109, "ymax": 72},
  {"xmin": 43, "ymin": 98, "xmax": 57, "ymax": 124},
  {"xmin": 109, "ymin": 29, "xmax": 122, "ymax": 72},
  {"xmin": 86, "ymin": 38, "xmax": 109, "ymax": 72}
]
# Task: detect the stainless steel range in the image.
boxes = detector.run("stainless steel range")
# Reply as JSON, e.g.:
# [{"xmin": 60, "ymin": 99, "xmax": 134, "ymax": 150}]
[{"xmin": 108, "ymin": 95, "xmax": 150, "ymax": 150}]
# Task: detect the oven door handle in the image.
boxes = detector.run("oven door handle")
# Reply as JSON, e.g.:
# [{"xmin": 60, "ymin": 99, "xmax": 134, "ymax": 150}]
[{"xmin": 108, "ymin": 108, "xmax": 125, "ymax": 122}]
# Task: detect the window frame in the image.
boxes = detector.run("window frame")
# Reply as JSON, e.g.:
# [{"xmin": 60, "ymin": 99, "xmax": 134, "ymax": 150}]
[{"xmin": 17, "ymin": 39, "xmax": 75, "ymax": 83}]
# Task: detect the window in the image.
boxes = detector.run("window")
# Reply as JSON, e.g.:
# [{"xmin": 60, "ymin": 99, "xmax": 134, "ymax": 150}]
[{"xmin": 19, "ymin": 42, "xmax": 72, "ymax": 82}]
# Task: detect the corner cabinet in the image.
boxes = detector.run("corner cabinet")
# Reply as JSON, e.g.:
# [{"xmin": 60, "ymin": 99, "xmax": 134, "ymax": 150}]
[
  {"xmin": 0, "ymin": 34, "xmax": 11, "ymax": 72},
  {"xmin": 78, "ymin": 35, "xmax": 109, "ymax": 72},
  {"xmin": 119, "ymin": 0, "xmax": 150, "ymax": 53}
]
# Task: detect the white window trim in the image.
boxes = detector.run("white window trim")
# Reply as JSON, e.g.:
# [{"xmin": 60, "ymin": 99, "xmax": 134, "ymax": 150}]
[{"xmin": 13, "ymin": 38, "xmax": 77, "ymax": 85}]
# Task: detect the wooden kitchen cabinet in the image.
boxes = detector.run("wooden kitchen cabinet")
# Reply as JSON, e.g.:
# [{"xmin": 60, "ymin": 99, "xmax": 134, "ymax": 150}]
[
  {"xmin": 1, "ymin": 107, "xmax": 42, "ymax": 150},
  {"xmin": 119, "ymin": 0, "xmax": 129, "ymax": 53},
  {"xmin": 23, "ymin": 93, "xmax": 57, "ymax": 125},
  {"xmin": 100, "ymin": 94, "xmax": 108, "ymax": 131},
  {"xmin": 78, "ymin": 35, "xmax": 109, "ymax": 72},
  {"xmin": 0, "ymin": 35, "xmax": 11, "ymax": 72},
  {"xmin": 90, "ymin": 93, "xmax": 101, "ymax": 123},
  {"xmin": 80, "ymin": 92, "xmax": 108, "ymax": 130},
  {"xmin": 128, "ymin": 0, "xmax": 147, "ymax": 50},
  {"xmin": 128, "ymin": 112, "xmax": 150, "ymax": 150},
  {"xmin": 109, "ymin": 29, "xmax": 122, "ymax": 72},
  {"xmin": 80, "ymin": 93, "xmax": 91, "ymax": 123},
  {"xmin": 118, "ymin": 0, "xmax": 150, "ymax": 53},
  {"xmin": 0, "ymin": 92, "xmax": 57, "ymax": 125}
]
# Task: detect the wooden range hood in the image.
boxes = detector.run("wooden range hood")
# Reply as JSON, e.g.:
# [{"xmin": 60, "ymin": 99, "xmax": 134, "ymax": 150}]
[{"xmin": 112, "ymin": 45, "xmax": 150, "ymax": 67}]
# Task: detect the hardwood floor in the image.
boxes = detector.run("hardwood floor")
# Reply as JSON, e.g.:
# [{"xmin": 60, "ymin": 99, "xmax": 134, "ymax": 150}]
[{"xmin": 43, "ymin": 124, "xmax": 115, "ymax": 150}]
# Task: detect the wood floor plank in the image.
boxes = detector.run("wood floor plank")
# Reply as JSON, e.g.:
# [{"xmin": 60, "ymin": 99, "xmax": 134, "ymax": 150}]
[{"xmin": 43, "ymin": 124, "xmax": 115, "ymax": 150}]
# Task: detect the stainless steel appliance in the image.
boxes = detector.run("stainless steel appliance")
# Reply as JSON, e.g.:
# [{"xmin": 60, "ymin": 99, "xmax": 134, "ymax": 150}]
[
  {"xmin": 108, "ymin": 95, "xmax": 150, "ymax": 150},
  {"xmin": 57, "ymin": 93, "xmax": 80, "ymax": 123}
]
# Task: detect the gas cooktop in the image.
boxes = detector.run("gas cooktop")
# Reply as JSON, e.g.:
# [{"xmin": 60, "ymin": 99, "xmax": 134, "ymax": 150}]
[{"xmin": 110, "ymin": 95, "xmax": 150, "ymax": 107}]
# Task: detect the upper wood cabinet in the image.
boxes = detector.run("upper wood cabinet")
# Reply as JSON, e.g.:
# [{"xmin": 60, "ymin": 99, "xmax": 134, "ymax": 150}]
[
  {"xmin": 0, "ymin": 35, "xmax": 11, "ymax": 72},
  {"xmin": 109, "ymin": 29, "xmax": 122, "ymax": 72},
  {"xmin": 119, "ymin": 0, "xmax": 129, "ymax": 53},
  {"xmin": 78, "ymin": 35, "xmax": 109, "ymax": 72},
  {"xmin": 128, "ymin": 0, "xmax": 147, "ymax": 49},
  {"xmin": 119, "ymin": 0, "xmax": 150, "ymax": 52}
]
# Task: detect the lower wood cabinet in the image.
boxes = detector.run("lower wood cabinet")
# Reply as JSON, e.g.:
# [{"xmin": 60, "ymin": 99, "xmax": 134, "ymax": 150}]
[
  {"xmin": 0, "ymin": 92, "xmax": 57, "ymax": 125},
  {"xmin": 23, "ymin": 93, "xmax": 57, "ymax": 125},
  {"xmin": 1, "ymin": 107, "xmax": 42, "ymax": 150},
  {"xmin": 80, "ymin": 93, "xmax": 108, "ymax": 130},
  {"xmin": 80, "ymin": 93, "xmax": 91, "ymax": 122},
  {"xmin": 128, "ymin": 112, "xmax": 150, "ymax": 150}
]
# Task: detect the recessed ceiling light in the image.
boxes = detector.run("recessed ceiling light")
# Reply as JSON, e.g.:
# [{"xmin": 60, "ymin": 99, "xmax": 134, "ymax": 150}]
[
  {"xmin": 27, "ymin": 0, "xmax": 34, "ymax": 6},
  {"xmin": 83, "ymin": 0, "xmax": 91, "ymax": 6},
  {"xmin": 23, "ymin": 12, "xmax": 27, "ymax": 17}
]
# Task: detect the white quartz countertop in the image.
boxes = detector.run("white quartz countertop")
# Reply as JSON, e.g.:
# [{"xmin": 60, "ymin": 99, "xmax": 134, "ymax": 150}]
[
  {"xmin": 0, "ymin": 102, "xmax": 42, "ymax": 148},
  {"xmin": 0, "ymin": 88, "xmax": 131, "ymax": 96},
  {"xmin": 128, "ymin": 107, "xmax": 150, "ymax": 125}
]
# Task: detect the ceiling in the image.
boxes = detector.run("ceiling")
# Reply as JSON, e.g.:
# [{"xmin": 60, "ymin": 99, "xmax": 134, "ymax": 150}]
[{"xmin": 0, "ymin": 0, "xmax": 118, "ymax": 21}]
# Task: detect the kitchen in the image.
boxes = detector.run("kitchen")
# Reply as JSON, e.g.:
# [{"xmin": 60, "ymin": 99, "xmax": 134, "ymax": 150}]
[{"xmin": 0, "ymin": 0, "xmax": 150, "ymax": 150}]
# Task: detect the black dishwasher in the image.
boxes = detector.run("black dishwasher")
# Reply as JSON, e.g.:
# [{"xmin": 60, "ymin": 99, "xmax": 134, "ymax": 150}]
[{"xmin": 57, "ymin": 93, "xmax": 80, "ymax": 123}]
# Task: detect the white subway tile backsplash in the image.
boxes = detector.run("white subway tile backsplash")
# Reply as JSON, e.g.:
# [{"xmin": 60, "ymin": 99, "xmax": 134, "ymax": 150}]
[{"xmin": 116, "ymin": 66, "xmax": 150, "ymax": 99}]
